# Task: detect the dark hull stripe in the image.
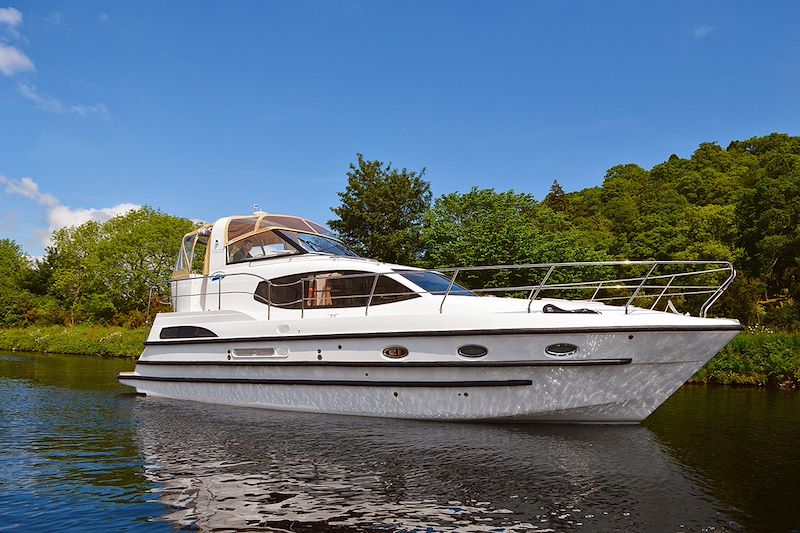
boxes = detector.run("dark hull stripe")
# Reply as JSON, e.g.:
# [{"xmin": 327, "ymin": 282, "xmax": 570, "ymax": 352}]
[
  {"xmin": 117, "ymin": 375, "xmax": 532, "ymax": 387},
  {"xmin": 143, "ymin": 324, "xmax": 742, "ymax": 346},
  {"xmin": 134, "ymin": 358, "xmax": 632, "ymax": 368}
]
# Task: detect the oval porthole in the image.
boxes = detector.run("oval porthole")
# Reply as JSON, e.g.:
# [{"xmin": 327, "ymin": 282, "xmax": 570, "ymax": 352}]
[
  {"xmin": 458, "ymin": 344, "xmax": 488, "ymax": 358},
  {"xmin": 545, "ymin": 343, "xmax": 579, "ymax": 357},
  {"xmin": 383, "ymin": 346, "xmax": 409, "ymax": 359}
]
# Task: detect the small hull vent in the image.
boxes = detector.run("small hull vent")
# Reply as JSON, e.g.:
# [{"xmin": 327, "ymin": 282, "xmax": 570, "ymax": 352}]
[
  {"xmin": 458, "ymin": 345, "xmax": 488, "ymax": 358},
  {"xmin": 545, "ymin": 343, "xmax": 579, "ymax": 357}
]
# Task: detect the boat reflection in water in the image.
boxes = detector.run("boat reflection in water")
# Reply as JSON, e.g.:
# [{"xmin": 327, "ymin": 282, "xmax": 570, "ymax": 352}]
[{"xmin": 133, "ymin": 397, "xmax": 736, "ymax": 531}]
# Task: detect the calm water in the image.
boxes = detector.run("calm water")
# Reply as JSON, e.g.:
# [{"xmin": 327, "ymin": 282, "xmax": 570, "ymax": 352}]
[{"xmin": 0, "ymin": 352, "xmax": 798, "ymax": 532}]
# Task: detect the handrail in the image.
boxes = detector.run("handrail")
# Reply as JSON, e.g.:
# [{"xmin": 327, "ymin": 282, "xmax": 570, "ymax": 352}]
[
  {"xmin": 439, "ymin": 269, "xmax": 460, "ymax": 314},
  {"xmin": 151, "ymin": 260, "xmax": 736, "ymax": 320},
  {"xmin": 527, "ymin": 265, "xmax": 555, "ymax": 313},
  {"xmin": 625, "ymin": 263, "xmax": 659, "ymax": 314}
]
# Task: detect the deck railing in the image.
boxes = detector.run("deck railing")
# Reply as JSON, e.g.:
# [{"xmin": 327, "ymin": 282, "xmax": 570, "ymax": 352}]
[{"xmin": 147, "ymin": 260, "xmax": 736, "ymax": 322}]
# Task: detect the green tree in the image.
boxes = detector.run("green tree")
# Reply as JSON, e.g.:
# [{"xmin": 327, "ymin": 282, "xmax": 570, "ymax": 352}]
[
  {"xmin": 0, "ymin": 239, "xmax": 37, "ymax": 325},
  {"xmin": 421, "ymin": 187, "xmax": 611, "ymax": 291},
  {"xmin": 543, "ymin": 180, "xmax": 568, "ymax": 212},
  {"xmin": 48, "ymin": 207, "xmax": 195, "ymax": 324},
  {"xmin": 329, "ymin": 154, "xmax": 431, "ymax": 264}
]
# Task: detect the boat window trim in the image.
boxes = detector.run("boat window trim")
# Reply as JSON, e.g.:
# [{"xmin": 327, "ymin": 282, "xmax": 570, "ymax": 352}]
[
  {"xmin": 223, "ymin": 214, "xmax": 335, "ymax": 246},
  {"xmin": 253, "ymin": 270, "xmax": 420, "ymax": 309},
  {"xmin": 225, "ymin": 229, "xmax": 305, "ymax": 265},
  {"xmin": 172, "ymin": 224, "xmax": 213, "ymax": 280}
]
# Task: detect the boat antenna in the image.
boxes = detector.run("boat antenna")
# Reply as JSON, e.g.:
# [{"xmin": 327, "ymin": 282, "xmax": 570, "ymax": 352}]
[{"xmin": 253, "ymin": 203, "xmax": 266, "ymax": 215}]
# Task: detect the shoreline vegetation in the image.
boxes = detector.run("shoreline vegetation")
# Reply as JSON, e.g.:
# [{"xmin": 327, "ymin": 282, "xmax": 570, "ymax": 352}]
[{"xmin": 0, "ymin": 326, "xmax": 797, "ymax": 389}]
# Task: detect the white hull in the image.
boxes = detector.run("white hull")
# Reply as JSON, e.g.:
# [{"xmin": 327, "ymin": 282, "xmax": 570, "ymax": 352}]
[
  {"xmin": 120, "ymin": 223, "xmax": 742, "ymax": 425},
  {"xmin": 120, "ymin": 327, "xmax": 739, "ymax": 423}
]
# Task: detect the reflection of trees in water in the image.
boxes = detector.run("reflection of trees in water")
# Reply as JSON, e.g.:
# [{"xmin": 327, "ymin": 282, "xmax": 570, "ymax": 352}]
[
  {"xmin": 645, "ymin": 386, "xmax": 800, "ymax": 532},
  {"xmin": 133, "ymin": 397, "xmax": 733, "ymax": 532},
  {"xmin": 0, "ymin": 353, "xmax": 160, "ymax": 529}
]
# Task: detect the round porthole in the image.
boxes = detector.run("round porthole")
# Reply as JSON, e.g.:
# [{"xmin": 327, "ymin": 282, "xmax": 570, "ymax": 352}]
[
  {"xmin": 545, "ymin": 343, "xmax": 579, "ymax": 357},
  {"xmin": 458, "ymin": 344, "xmax": 488, "ymax": 357},
  {"xmin": 383, "ymin": 346, "xmax": 409, "ymax": 359}
]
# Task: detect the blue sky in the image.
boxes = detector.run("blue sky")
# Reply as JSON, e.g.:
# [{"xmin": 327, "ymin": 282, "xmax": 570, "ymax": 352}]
[{"xmin": 1, "ymin": 1, "xmax": 799, "ymax": 256}]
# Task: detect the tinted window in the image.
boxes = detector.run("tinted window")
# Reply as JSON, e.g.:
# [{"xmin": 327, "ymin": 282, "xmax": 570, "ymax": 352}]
[
  {"xmin": 278, "ymin": 230, "xmax": 358, "ymax": 257},
  {"xmin": 228, "ymin": 230, "xmax": 298, "ymax": 264},
  {"xmin": 397, "ymin": 271, "xmax": 475, "ymax": 296},
  {"xmin": 254, "ymin": 271, "xmax": 418, "ymax": 309}
]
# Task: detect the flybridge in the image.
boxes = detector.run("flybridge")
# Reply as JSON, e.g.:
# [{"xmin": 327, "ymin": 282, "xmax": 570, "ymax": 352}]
[{"xmin": 171, "ymin": 213, "xmax": 356, "ymax": 282}]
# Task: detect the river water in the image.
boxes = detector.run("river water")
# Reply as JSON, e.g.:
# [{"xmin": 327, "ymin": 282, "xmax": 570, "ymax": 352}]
[{"xmin": 0, "ymin": 351, "xmax": 797, "ymax": 532}]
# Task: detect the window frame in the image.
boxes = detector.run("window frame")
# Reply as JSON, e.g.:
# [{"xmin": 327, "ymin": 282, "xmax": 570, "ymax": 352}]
[{"xmin": 253, "ymin": 270, "xmax": 420, "ymax": 309}]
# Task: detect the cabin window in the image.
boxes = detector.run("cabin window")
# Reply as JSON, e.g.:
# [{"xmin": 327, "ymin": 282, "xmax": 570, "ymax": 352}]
[
  {"xmin": 227, "ymin": 230, "xmax": 298, "ymax": 264},
  {"xmin": 227, "ymin": 217, "xmax": 258, "ymax": 242},
  {"xmin": 172, "ymin": 228, "xmax": 211, "ymax": 279},
  {"xmin": 396, "ymin": 270, "xmax": 475, "ymax": 296},
  {"xmin": 279, "ymin": 230, "xmax": 358, "ymax": 257},
  {"xmin": 254, "ymin": 271, "xmax": 418, "ymax": 309}
]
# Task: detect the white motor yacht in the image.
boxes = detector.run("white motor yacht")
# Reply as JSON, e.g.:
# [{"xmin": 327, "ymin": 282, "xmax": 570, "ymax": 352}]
[{"xmin": 118, "ymin": 212, "xmax": 741, "ymax": 423}]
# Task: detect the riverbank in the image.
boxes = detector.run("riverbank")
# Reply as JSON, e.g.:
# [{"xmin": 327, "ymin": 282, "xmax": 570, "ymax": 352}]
[
  {"xmin": 0, "ymin": 326, "xmax": 147, "ymax": 357},
  {"xmin": 0, "ymin": 327, "xmax": 797, "ymax": 387},
  {"xmin": 689, "ymin": 332, "xmax": 800, "ymax": 388}
]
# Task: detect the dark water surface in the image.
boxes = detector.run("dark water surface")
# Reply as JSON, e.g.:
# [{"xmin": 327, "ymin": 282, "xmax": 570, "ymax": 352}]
[{"xmin": 1, "ymin": 352, "xmax": 797, "ymax": 532}]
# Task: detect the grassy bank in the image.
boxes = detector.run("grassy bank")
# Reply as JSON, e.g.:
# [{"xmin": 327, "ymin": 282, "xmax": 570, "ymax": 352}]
[
  {"xmin": 0, "ymin": 326, "xmax": 148, "ymax": 357},
  {"xmin": 0, "ymin": 327, "xmax": 798, "ymax": 387},
  {"xmin": 690, "ymin": 332, "xmax": 800, "ymax": 388}
]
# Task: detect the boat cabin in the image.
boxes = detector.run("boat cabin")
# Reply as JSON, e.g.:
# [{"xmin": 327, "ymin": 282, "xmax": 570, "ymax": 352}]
[
  {"xmin": 168, "ymin": 213, "xmax": 412, "ymax": 314},
  {"xmin": 171, "ymin": 213, "xmax": 357, "ymax": 279},
  {"xmin": 166, "ymin": 213, "xmax": 473, "ymax": 315}
]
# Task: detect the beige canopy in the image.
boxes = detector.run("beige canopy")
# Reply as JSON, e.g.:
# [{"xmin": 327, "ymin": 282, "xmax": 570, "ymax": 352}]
[{"xmin": 225, "ymin": 214, "xmax": 332, "ymax": 246}]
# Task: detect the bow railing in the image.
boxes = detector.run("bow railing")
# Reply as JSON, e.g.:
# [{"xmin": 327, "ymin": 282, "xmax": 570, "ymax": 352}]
[{"xmin": 146, "ymin": 260, "xmax": 736, "ymax": 322}]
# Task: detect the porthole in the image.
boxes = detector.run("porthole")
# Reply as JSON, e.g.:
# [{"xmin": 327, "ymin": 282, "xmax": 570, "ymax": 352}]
[
  {"xmin": 383, "ymin": 346, "xmax": 409, "ymax": 359},
  {"xmin": 458, "ymin": 344, "xmax": 488, "ymax": 358},
  {"xmin": 545, "ymin": 343, "xmax": 579, "ymax": 357}
]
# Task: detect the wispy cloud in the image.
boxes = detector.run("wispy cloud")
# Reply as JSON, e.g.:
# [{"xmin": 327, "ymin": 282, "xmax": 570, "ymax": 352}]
[
  {"xmin": 0, "ymin": 42, "xmax": 34, "ymax": 75},
  {"xmin": 2, "ymin": 9, "xmax": 109, "ymax": 117},
  {"xmin": 0, "ymin": 7, "xmax": 22, "ymax": 28},
  {"xmin": 43, "ymin": 12, "xmax": 64, "ymax": 27},
  {"xmin": 17, "ymin": 82, "xmax": 111, "ymax": 120},
  {"xmin": 693, "ymin": 25, "xmax": 714, "ymax": 39},
  {"xmin": 0, "ymin": 174, "xmax": 141, "ymax": 246},
  {"xmin": 0, "ymin": 8, "xmax": 34, "ymax": 75},
  {"xmin": 0, "ymin": 175, "xmax": 59, "ymax": 206}
]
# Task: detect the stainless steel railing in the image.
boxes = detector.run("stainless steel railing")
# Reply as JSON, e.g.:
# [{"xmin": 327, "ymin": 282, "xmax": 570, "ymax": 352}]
[{"xmin": 147, "ymin": 260, "xmax": 736, "ymax": 322}]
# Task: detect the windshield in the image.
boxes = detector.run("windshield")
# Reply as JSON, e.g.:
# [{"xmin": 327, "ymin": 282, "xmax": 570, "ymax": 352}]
[
  {"xmin": 227, "ymin": 230, "xmax": 299, "ymax": 264},
  {"xmin": 396, "ymin": 270, "xmax": 475, "ymax": 296},
  {"xmin": 279, "ymin": 230, "xmax": 359, "ymax": 257}
]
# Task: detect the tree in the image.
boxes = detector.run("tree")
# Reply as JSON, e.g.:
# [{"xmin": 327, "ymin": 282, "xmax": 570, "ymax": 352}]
[
  {"xmin": 421, "ymin": 187, "xmax": 611, "ymax": 291},
  {"xmin": 48, "ymin": 207, "xmax": 195, "ymax": 324},
  {"xmin": 543, "ymin": 180, "xmax": 568, "ymax": 212},
  {"xmin": 0, "ymin": 239, "xmax": 37, "ymax": 325},
  {"xmin": 329, "ymin": 154, "xmax": 431, "ymax": 264}
]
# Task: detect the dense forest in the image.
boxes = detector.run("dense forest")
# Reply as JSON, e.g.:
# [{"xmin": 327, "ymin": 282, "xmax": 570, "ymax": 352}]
[{"xmin": 1, "ymin": 133, "xmax": 798, "ymax": 330}]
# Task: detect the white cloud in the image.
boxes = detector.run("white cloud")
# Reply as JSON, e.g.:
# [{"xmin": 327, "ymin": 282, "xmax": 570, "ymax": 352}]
[
  {"xmin": 0, "ymin": 175, "xmax": 59, "ymax": 206},
  {"xmin": 693, "ymin": 25, "xmax": 714, "ymax": 39},
  {"xmin": 47, "ymin": 203, "xmax": 140, "ymax": 235},
  {"xmin": 17, "ymin": 82, "xmax": 111, "ymax": 120},
  {"xmin": 0, "ymin": 42, "xmax": 34, "ymax": 76},
  {"xmin": 0, "ymin": 7, "xmax": 22, "ymax": 28},
  {"xmin": 0, "ymin": 175, "xmax": 141, "ymax": 246}
]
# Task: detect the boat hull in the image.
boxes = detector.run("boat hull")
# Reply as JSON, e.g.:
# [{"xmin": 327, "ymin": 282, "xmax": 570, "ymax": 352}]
[{"xmin": 119, "ymin": 328, "xmax": 739, "ymax": 423}]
